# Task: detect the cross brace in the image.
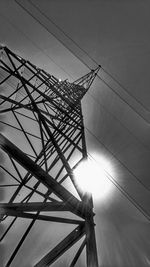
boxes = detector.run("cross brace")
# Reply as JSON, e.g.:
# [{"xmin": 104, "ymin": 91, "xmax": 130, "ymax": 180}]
[
  {"xmin": 0, "ymin": 133, "xmax": 86, "ymax": 218},
  {"xmin": 34, "ymin": 224, "xmax": 85, "ymax": 267}
]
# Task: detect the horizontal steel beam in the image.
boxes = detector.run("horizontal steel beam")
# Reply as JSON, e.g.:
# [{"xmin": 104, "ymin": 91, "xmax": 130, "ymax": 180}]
[
  {"xmin": 0, "ymin": 202, "xmax": 70, "ymax": 212},
  {"xmin": 0, "ymin": 208, "xmax": 83, "ymax": 225}
]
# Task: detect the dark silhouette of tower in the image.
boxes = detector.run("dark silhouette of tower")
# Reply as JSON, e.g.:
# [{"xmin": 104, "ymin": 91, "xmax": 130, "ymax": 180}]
[{"xmin": 0, "ymin": 46, "xmax": 100, "ymax": 267}]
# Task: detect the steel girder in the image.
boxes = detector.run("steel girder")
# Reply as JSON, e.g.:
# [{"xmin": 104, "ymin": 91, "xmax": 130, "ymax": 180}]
[{"xmin": 0, "ymin": 46, "xmax": 100, "ymax": 267}]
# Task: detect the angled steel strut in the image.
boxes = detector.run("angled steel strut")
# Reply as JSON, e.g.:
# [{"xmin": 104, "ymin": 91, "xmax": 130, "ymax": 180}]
[{"xmin": 0, "ymin": 46, "xmax": 100, "ymax": 267}]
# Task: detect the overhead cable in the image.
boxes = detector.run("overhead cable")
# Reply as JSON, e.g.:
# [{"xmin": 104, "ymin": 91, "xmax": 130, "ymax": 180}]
[{"xmin": 15, "ymin": 0, "xmax": 150, "ymax": 123}]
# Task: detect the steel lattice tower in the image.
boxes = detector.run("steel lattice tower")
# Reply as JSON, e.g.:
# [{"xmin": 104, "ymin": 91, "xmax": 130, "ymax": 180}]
[{"xmin": 0, "ymin": 46, "xmax": 100, "ymax": 267}]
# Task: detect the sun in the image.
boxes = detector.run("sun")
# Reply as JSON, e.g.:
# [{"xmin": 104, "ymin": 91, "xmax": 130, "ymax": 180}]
[{"xmin": 74, "ymin": 156, "xmax": 113, "ymax": 202}]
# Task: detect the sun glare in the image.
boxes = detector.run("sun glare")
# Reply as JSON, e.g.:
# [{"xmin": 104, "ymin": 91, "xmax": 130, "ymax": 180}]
[{"xmin": 74, "ymin": 155, "xmax": 113, "ymax": 202}]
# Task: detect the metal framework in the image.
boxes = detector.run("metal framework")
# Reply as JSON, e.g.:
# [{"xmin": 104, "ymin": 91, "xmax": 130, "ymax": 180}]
[{"xmin": 0, "ymin": 46, "xmax": 100, "ymax": 267}]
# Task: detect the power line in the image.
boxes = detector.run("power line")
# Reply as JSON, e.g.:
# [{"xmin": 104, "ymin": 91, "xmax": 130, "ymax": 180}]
[
  {"xmin": 28, "ymin": 0, "xmax": 98, "ymax": 66},
  {"xmin": 29, "ymin": 0, "xmax": 150, "ymax": 113},
  {"xmin": 3, "ymin": 5, "xmax": 150, "ymax": 153},
  {"xmin": 101, "ymin": 66, "xmax": 150, "ymax": 112},
  {"xmin": 0, "ymin": 12, "xmax": 74, "ymax": 80},
  {"xmin": 87, "ymin": 91, "xmax": 150, "ymax": 153},
  {"xmin": 87, "ymin": 153, "xmax": 150, "ymax": 223},
  {"xmin": 85, "ymin": 127, "xmax": 150, "ymax": 193},
  {"xmin": 18, "ymin": 0, "xmax": 150, "ymax": 121},
  {"xmin": 97, "ymin": 74, "xmax": 149, "ymax": 123}
]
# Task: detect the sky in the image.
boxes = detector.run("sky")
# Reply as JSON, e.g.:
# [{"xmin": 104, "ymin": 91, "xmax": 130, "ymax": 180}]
[{"xmin": 0, "ymin": 0, "xmax": 150, "ymax": 266}]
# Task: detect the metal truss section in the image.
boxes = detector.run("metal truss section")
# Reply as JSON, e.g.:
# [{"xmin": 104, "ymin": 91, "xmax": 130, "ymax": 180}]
[{"xmin": 0, "ymin": 46, "xmax": 100, "ymax": 267}]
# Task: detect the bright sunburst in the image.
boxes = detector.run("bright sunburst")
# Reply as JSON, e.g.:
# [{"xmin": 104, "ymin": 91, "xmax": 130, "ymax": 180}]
[{"xmin": 74, "ymin": 155, "xmax": 113, "ymax": 202}]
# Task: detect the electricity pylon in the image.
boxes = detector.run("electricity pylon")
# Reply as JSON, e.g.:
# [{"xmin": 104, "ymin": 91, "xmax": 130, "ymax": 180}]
[{"xmin": 0, "ymin": 46, "xmax": 100, "ymax": 267}]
